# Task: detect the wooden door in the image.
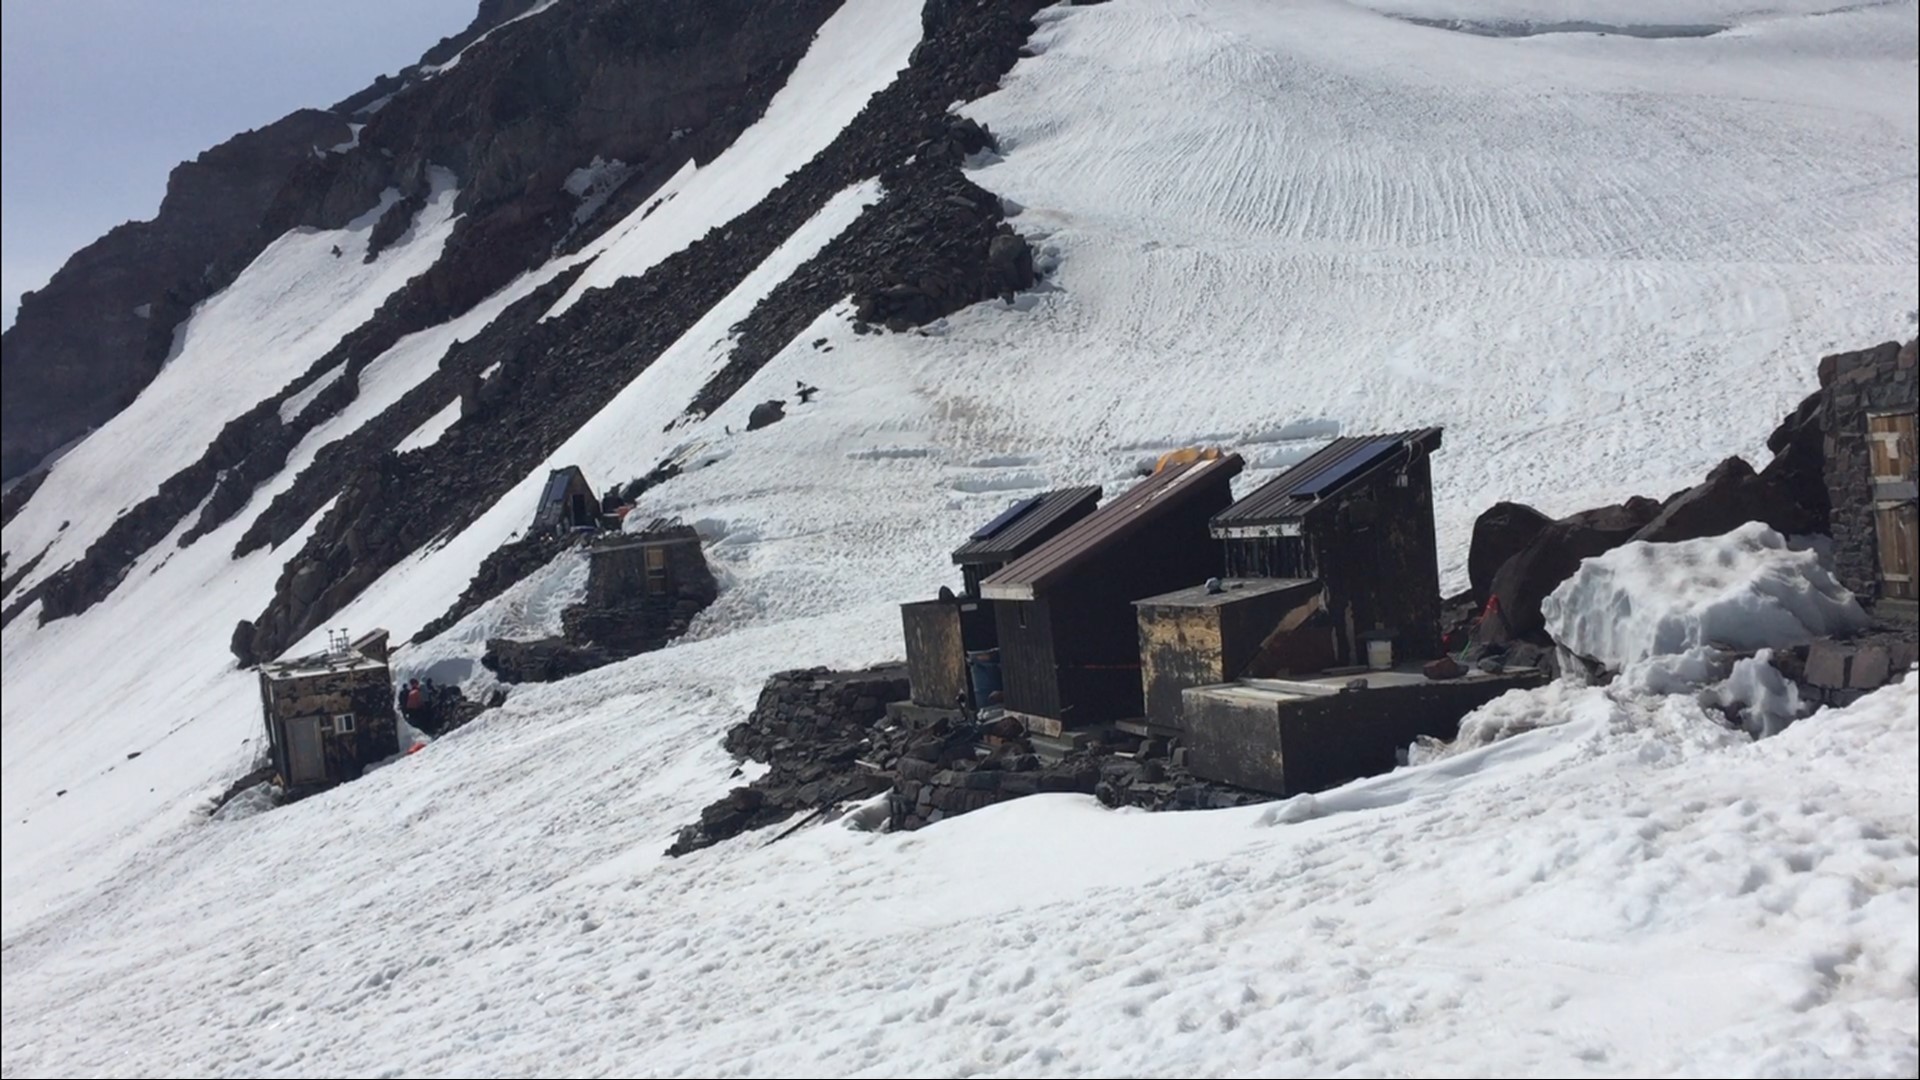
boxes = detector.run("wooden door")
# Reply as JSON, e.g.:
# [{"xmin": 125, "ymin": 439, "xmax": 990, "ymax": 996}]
[
  {"xmin": 1869, "ymin": 411, "xmax": 1917, "ymax": 600},
  {"xmin": 1876, "ymin": 504, "xmax": 1917, "ymax": 599},
  {"xmin": 286, "ymin": 716, "xmax": 329, "ymax": 786}
]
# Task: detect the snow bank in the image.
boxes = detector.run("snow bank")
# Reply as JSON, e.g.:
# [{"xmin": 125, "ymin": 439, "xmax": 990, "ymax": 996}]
[{"xmin": 1543, "ymin": 522, "xmax": 1868, "ymax": 668}]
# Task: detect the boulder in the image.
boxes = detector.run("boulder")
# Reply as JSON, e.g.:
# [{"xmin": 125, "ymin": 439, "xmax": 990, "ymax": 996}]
[
  {"xmin": 1467, "ymin": 502, "xmax": 1551, "ymax": 603},
  {"xmin": 1759, "ymin": 389, "xmax": 1830, "ymax": 536},
  {"xmin": 1477, "ymin": 498, "xmax": 1658, "ymax": 645},
  {"xmin": 1632, "ymin": 456, "xmax": 1818, "ymax": 544},
  {"xmin": 746, "ymin": 399, "xmax": 787, "ymax": 431},
  {"xmin": 229, "ymin": 619, "xmax": 258, "ymax": 667},
  {"xmin": 986, "ymin": 230, "xmax": 1035, "ymax": 294}
]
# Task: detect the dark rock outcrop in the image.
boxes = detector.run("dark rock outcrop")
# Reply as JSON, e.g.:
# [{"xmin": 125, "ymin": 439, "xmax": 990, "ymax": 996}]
[
  {"xmin": 670, "ymin": 661, "xmax": 1276, "ymax": 857},
  {"xmin": 21, "ymin": 0, "xmax": 852, "ymax": 628},
  {"xmin": 1466, "ymin": 501, "xmax": 1551, "ymax": 604},
  {"xmin": 0, "ymin": 0, "xmax": 566, "ymax": 486},
  {"xmin": 1762, "ymin": 387, "xmax": 1830, "ymax": 534},
  {"xmin": 1469, "ymin": 366, "xmax": 1860, "ymax": 649},
  {"xmin": 482, "ymin": 637, "xmax": 617, "ymax": 683},
  {"xmin": 238, "ymin": 0, "xmax": 1049, "ymax": 662},
  {"xmin": 669, "ymin": 666, "xmax": 912, "ymax": 856},
  {"xmin": 1631, "ymin": 455, "xmax": 1818, "ymax": 544},
  {"xmin": 0, "ymin": 110, "xmax": 350, "ymax": 482},
  {"xmin": 1476, "ymin": 497, "xmax": 1659, "ymax": 645},
  {"xmin": 745, "ymin": 400, "xmax": 787, "ymax": 431}
]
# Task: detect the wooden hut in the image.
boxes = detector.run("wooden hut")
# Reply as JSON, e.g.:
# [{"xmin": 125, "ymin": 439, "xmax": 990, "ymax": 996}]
[
  {"xmin": 531, "ymin": 466, "xmax": 601, "ymax": 537},
  {"xmin": 980, "ymin": 455, "xmax": 1243, "ymax": 733},
  {"xmin": 258, "ymin": 633, "xmax": 399, "ymax": 793},
  {"xmin": 1208, "ymin": 428, "xmax": 1445, "ymax": 670},
  {"xmin": 900, "ymin": 487, "xmax": 1101, "ymax": 710}
]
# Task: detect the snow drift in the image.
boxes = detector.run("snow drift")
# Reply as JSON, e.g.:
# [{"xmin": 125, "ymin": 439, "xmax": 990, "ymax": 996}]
[
  {"xmin": 1542, "ymin": 522, "xmax": 1869, "ymax": 668},
  {"xmin": 4, "ymin": 0, "xmax": 1918, "ymax": 1075}
]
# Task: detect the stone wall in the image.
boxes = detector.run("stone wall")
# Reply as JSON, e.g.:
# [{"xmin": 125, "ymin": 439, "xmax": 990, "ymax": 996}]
[
  {"xmin": 668, "ymin": 666, "xmax": 911, "ymax": 856},
  {"xmin": 483, "ymin": 529, "xmax": 717, "ymax": 683},
  {"xmin": 669, "ymin": 664, "xmax": 1274, "ymax": 856},
  {"xmin": 1819, "ymin": 339, "xmax": 1919, "ymax": 604}
]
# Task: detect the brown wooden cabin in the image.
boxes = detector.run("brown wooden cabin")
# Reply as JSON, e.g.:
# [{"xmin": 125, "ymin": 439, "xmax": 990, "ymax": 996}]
[
  {"xmin": 1128, "ymin": 429, "xmax": 1445, "ymax": 732},
  {"xmin": 900, "ymin": 487, "xmax": 1101, "ymax": 710},
  {"xmin": 259, "ymin": 634, "xmax": 400, "ymax": 793},
  {"xmin": 979, "ymin": 455, "xmax": 1243, "ymax": 733},
  {"xmin": 532, "ymin": 466, "xmax": 601, "ymax": 537},
  {"xmin": 1208, "ymin": 428, "xmax": 1445, "ymax": 670}
]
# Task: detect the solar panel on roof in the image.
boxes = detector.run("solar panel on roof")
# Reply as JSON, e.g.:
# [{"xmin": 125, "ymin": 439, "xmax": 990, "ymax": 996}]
[
  {"xmin": 970, "ymin": 494, "xmax": 1043, "ymax": 541},
  {"xmin": 1288, "ymin": 436, "xmax": 1401, "ymax": 498}
]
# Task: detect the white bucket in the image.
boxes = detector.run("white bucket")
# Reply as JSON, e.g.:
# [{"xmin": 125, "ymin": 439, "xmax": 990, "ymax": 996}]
[{"xmin": 1365, "ymin": 638, "xmax": 1394, "ymax": 671}]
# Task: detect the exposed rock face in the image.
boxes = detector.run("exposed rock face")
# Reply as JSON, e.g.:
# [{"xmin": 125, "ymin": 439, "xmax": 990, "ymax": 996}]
[
  {"xmin": 1475, "ymin": 498, "xmax": 1659, "ymax": 645},
  {"xmin": 12, "ymin": 0, "xmax": 851, "ymax": 622},
  {"xmin": 1469, "ymin": 376, "xmax": 1851, "ymax": 649},
  {"xmin": 746, "ymin": 400, "xmax": 788, "ymax": 431},
  {"xmin": 1466, "ymin": 501, "xmax": 1551, "ymax": 604},
  {"xmin": 1, "ymin": 110, "xmax": 349, "ymax": 482},
  {"xmin": 235, "ymin": 0, "xmax": 1048, "ymax": 662},
  {"xmin": 668, "ymin": 664, "xmax": 1273, "ymax": 857},
  {"xmin": 668, "ymin": 666, "xmax": 912, "ymax": 856},
  {"xmin": 1633, "ymin": 455, "xmax": 1818, "ymax": 544},
  {"xmin": 0, "ymin": 0, "xmax": 559, "ymax": 486}
]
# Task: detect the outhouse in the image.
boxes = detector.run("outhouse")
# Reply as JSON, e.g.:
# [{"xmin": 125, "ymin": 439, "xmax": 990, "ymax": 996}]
[
  {"xmin": 980, "ymin": 454, "xmax": 1243, "ymax": 733},
  {"xmin": 900, "ymin": 486, "xmax": 1101, "ymax": 711}
]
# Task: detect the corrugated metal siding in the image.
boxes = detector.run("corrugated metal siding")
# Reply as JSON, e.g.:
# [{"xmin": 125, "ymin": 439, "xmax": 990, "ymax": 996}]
[
  {"xmin": 1212, "ymin": 428, "xmax": 1441, "ymax": 532},
  {"xmin": 951, "ymin": 486, "xmax": 1102, "ymax": 565},
  {"xmin": 981, "ymin": 457, "xmax": 1244, "ymax": 598}
]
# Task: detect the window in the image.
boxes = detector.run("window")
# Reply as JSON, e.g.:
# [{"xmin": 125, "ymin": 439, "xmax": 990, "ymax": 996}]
[
  {"xmin": 332, "ymin": 713, "xmax": 356, "ymax": 735},
  {"xmin": 645, "ymin": 546, "xmax": 668, "ymax": 591}
]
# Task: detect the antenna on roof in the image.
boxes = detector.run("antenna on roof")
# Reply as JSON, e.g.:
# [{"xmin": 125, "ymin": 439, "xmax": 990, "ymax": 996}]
[{"xmin": 327, "ymin": 628, "xmax": 350, "ymax": 656}]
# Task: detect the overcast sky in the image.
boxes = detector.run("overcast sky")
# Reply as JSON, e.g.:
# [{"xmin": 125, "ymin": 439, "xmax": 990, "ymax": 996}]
[{"xmin": 1, "ymin": 0, "xmax": 480, "ymax": 329}]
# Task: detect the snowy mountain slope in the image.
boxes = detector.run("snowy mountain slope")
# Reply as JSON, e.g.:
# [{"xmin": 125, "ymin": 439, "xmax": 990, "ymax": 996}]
[
  {"xmin": 4, "ymin": 0, "xmax": 1918, "ymax": 1074},
  {"xmin": 2, "ymin": 174, "xmax": 460, "ymax": 596},
  {"xmin": 2, "ymin": 616, "xmax": 1913, "ymax": 1077}
]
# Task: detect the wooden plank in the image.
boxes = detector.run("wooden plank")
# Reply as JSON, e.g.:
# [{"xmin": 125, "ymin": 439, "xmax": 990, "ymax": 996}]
[
  {"xmin": 1877, "ymin": 503, "xmax": 1917, "ymax": 600},
  {"xmin": 1868, "ymin": 411, "xmax": 1916, "ymax": 482}
]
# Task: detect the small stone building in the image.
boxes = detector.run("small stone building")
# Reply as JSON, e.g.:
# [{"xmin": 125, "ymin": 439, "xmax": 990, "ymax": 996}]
[
  {"xmin": 258, "ymin": 633, "xmax": 399, "ymax": 793},
  {"xmin": 563, "ymin": 525, "xmax": 718, "ymax": 654},
  {"xmin": 485, "ymin": 524, "xmax": 718, "ymax": 683},
  {"xmin": 899, "ymin": 487, "xmax": 1101, "ymax": 710},
  {"xmin": 531, "ymin": 466, "xmax": 602, "ymax": 537},
  {"xmin": 1820, "ymin": 340, "xmax": 1918, "ymax": 610}
]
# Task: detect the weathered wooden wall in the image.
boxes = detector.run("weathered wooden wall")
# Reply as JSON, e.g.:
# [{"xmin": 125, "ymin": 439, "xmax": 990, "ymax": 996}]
[
  {"xmin": 902, "ymin": 600, "xmax": 967, "ymax": 708},
  {"xmin": 1304, "ymin": 454, "xmax": 1443, "ymax": 665},
  {"xmin": 1135, "ymin": 582, "xmax": 1317, "ymax": 729},
  {"xmin": 1026, "ymin": 486, "xmax": 1233, "ymax": 725},
  {"xmin": 995, "ymin": 597, "xmax": 1061, "ymax": 719}
]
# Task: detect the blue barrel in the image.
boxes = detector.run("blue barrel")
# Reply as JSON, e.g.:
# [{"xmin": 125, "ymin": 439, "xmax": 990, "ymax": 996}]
[{"xmin": 967, "ymin": 649, "xmax": 1003, "ymax": 706}]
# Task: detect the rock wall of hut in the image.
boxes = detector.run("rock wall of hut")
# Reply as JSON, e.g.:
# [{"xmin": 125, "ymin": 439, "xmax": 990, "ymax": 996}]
[{"xmin": 1820, "ymin": 339, "xmax": 1918, "ymax": 603}]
